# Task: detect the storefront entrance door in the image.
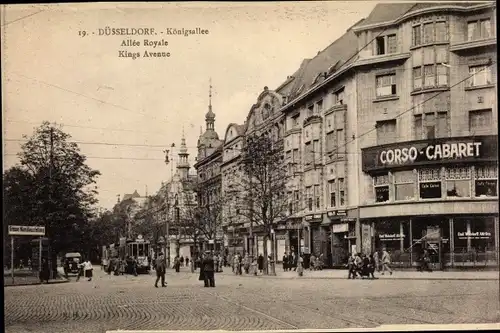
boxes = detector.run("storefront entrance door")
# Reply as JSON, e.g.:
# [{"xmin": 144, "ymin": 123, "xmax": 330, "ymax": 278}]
[
  {"xmin": 426, "ymin": 226, "xmax": 442, "ymax": 270},
  {"xmin": 331, "ymin": 233, "xmax": 348, "ymax": 267}
]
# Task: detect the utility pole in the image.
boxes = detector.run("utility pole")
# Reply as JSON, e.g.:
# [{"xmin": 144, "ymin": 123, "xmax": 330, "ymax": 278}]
[{"xmin": 48, "ymin": 126, "xmax": 54, "ymax": 280}]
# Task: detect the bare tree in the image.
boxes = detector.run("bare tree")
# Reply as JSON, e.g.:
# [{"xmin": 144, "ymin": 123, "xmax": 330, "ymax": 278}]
[
  {"xmin": 181, "ymin": 188, "xmax": 224, "ymax": 252},
  {"xmin": 131, "ymin": 194, "xmax": 164, "ymax": 246},
  {"xmin": 235, "ymin": 133, "xmax": 288, "ymax": 275}
]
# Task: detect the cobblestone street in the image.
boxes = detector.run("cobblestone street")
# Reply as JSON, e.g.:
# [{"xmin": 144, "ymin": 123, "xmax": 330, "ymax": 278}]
[{"xmin": 5, "ymin": 268, "xmax": 500, "ymax": 332}]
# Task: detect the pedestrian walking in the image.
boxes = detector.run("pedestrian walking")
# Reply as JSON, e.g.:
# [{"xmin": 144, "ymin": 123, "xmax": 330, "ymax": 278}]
[
  {"xmin": 185, "ymin": 257, "xmax": 190, "ymax": 268},
  {"xmin": 319, "ymin": 253, "xmax": 324, "ymax": 270},
  {"xmin": 373, "ymin": 251, "xmax": 380, "ymax": 272},
  {"xmin": 180, "ymin": 256, "xmax": 184, "ymax": 267},
  {"xmin": 39, "ymin": 258, "xmax": 50, "ymax": 283},
  {"xmin": 297, "ymin": 255, "xmax": 304, "ymax": 276},
  {"xmin": 282, "ymin": 252, "xmax": 288, "ymax": 271},
  {"xmin": 257, "ymin": 254, "xmax": 264, "ymax": 274},
  {"xmin": 154, "ymin": 253, "xmax": 167, "ymax": 288},
  {"xmin": 202, "ymin": 251, "xmax": 215, "ymax": 287},
  {"xmin": 83, "ymin": 259, "xmax": 93, "ymax": 281},
  {"xmin": 381, "ymin": 248, "xmax": 393, "ymax": 275},
  {"xmin": 174, "ymin": 256, "xmax": 180, "ymax": 273},
  {"xmin": 310, "ymin": 254, "xmax": 316, "ymax": 271},
  {"xmin": 347, "ymin": 253, "xmax": 356, "ymax": 279}
]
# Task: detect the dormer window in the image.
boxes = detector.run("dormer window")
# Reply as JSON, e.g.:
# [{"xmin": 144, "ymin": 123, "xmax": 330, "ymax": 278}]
[{"xmin": 375, "ymin": 34, "xmax": 397, "ymax": 55}]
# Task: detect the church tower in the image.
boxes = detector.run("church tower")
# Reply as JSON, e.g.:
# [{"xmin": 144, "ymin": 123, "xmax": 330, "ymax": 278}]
[
  {"xmin": 177, "ymin": 127, "xmax": 190, "ymax": 180},
  {"xmin": 197, "ymin": 78, "xmax": 221, "ymax": 159}
]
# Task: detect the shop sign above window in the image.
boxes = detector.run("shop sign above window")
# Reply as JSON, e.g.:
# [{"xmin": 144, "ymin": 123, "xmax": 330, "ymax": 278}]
[
  {"xmin": 378, "ymin": 233, "xmax": 405, "ymax": 241},
  {"xmin": 361, "ymin": 135, "xmax": 497, "ymax": 172},
  {"xmin": 457, "ymin": 231, "xmax": 492, "ymax": 239}
]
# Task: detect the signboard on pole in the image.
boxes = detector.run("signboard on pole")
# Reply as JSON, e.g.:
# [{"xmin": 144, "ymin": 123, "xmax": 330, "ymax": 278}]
[{"xmin": 8, "ymin": 225, "xmax": 45, "ymax": 236}]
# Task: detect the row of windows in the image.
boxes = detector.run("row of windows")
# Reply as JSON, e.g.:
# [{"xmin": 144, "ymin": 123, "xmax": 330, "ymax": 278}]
[
  {"xmin": 287, "ymin": 177, "xmax": 347, "ymax": 214},
  {"xmin": 374, "ymin": 166, "xmax": 498, "ymax": 203},
  {"xmin": 375, "ymin": 63, "xmax": 492, "ymax": 98},
  {"xmin": 376, "ymin": 108, "xmax": 493, "ymax": 145},
  {"xmin": 291, "ymin": 89, "xmax": 345, "ymax": 128},
  {"xmin": 376, "ymin": 17, "xmax": 492, "ymax": 56}
]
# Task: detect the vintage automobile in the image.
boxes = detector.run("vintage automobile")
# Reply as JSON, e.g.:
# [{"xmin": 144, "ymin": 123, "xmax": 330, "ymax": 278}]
[{"xmin": 63, "ymin": 252, "xmax": 82, "ymax": 276}]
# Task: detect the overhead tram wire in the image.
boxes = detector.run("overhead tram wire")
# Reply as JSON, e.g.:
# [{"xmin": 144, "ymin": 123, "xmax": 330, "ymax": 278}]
[
  {"xmin": 6, "ymin": 60, "xmax": 495, "ymax": 161},
  {"xmin": 6, "ymin": 5, "xmax": 419, "ymax": 139},
  {"xmin": 5, "ymin": 62, "xmax": 495, "ymax": 161}
]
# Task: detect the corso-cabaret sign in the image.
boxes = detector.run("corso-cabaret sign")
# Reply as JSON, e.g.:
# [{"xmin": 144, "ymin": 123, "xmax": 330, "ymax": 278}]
[{"xmin": 362, "ymin": 135, "xmax": 497, "ymax": 172}]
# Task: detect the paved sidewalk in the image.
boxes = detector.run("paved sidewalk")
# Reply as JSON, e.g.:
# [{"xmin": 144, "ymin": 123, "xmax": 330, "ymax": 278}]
[{"xmin": 218, "ymin": 267, "xmax": 499, "ymax": 280}]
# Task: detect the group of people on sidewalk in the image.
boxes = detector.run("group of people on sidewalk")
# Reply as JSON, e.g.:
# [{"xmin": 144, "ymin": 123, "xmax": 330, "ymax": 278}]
[
  {"xmin": 152, "ymin": 250, "xmax": 219, "ymax": 288},
  {"xmin": 347, "ymin": 249, "xmax": 392, "ymax": 279}
]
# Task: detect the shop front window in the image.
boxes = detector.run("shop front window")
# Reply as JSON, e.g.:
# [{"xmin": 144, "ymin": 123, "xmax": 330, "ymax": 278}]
[
  {"xmin": 374, "ymin": 174, "xmax": 389, "ymax": 203},
  {"xmin": 454, "ymin": 218, "xmax": 497, "ymax": 267},
  {"xmin": 475, "ymin": 165, "xmax": 498, "ymax": 197},
  {"xmin": 375, "ymin": 220, "xmax": 402, "ymax": 255},
  {"xmin": 394, "ymin": 170, "xmax": 415, "ymax": 201},
  {"xmin": 418, "ymin": 168, "xmax": 442, "ymax": 199},
  {"xmin": 445, "ymin": 167, "xmax": 471, "ymax": 198},
  {"xmin": 411, "ymin": 217, "xmax": 450, "ymax": 267}
]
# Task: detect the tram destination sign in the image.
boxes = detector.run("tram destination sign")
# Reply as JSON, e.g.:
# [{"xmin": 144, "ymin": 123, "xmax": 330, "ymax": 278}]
[
  {"xmin": 362, "ymin": 135, "xmax": 497, "ymax": 172},
  {"xmin": 8, "ymin": 225, "xmax": 46, "ymax": 236}
]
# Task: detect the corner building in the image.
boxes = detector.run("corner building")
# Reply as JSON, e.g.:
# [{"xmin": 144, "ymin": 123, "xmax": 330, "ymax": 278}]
[{"xmin": 354, "ymin": 2, "xmax": 498, "ymax": 269}]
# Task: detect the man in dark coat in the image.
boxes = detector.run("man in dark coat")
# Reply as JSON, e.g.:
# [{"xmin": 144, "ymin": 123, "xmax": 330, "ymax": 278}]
[
  {"xmin": 202, "ymin": 251, "xmax": 215, "ymax": 287},
  {"xmin": 39, "ymin": 258, "xmax": 50, "ymax": 283},
  {"xmin": 257, "ymin": 254, "xmax": 264, "ymax": 273},
  {"xmin": 154, "ymin": 253, "xmax": 167, "ymax": 288},
  {"xmin": 282, "ymin": 252, "xmax": 288, "ymax": 271}
]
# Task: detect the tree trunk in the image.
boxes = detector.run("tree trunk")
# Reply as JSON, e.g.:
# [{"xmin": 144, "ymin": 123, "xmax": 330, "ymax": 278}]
[{"xmin": 263, "ymin": 235, "xmax": 268, "ymax": 275}]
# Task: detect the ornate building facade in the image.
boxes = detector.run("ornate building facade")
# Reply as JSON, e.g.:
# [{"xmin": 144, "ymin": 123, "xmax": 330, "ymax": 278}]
[
  {"xmin": 194, "ymin": 83, "xmax": 224, "ymax": 251},
  {"xmin": 355, "ymin": 2, "xmax": 498, "ymax": 270},
  {"xmin": 156, "ymin": 132, "xmax": 198, "ymax": 265}
]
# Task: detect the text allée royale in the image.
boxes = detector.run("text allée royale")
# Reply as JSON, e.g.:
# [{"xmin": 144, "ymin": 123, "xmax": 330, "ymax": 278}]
[{"xmin": 119, "ymin": 38, "xmax": 170, "ymax": 59}]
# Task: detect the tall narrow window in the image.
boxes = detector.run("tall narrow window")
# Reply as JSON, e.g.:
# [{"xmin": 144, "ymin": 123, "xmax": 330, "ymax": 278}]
[
  {"xmin": 338, "ymin": 178, "xmax": 345, "ymax": 206},
  {"xmin": 325, "ymin": 131, "xmax": 336, "ymax": 153},
  {"xmin": 328, "ymin": 180, "xmax": 336, "ymax": 207},
  {"xmin": 436, "ymin": 64, "xmax": 448, "ymax": 86},
  {"xmin": 435, "ymin": 21, "xmax": 448, "ymax": 41},
  {"xmin": 316, "ymin": 99, "xmax": 323, "ymax": 113},
  {"xmin": 387, "ymin": 34, "xmax": 397, "ymax": 54},
  {"xmin": 412, "ymin": 25, "xmax": 421, "ymax": 46},
  {"xmin": 376, "ymin": 36, "xmax": 385, "ymax": 55},
  {"xmin": 414, "ymin": 114, "xmax": 423, "ymax": 139},
  {"xmin": 337, "ymin": 129, "xmax": 345, "ymax": 156},
  {"xmin": 436, "ymin": 111, "xmax": 449, "ymax": 138},
  {"xmin": 304, "ymin": 142, "xmax": 313, "ymax": 166},
  {"xmin": 293, "ymin": 190, "xmax": 300, "ymax": 213},
  {"xmin": 333, "ymin": 89, "xmax": 345, "ymax": 105},
  {"xmin": 376, "ymin": 74, "xmax": 397, "ymax": 97},
  {"xmin": 423, "ymin": 23, "xmax": 434, "ymax": 44},
  {"xmin": 313, "ymin": 139, "xmax": 320, "ymax": 164},
  {"xmin": 374, "ymin": 174, "xmax": 389, "ymax": 202},
  {"xmin": 423, "ymin": 65, "xmax": 435, "ymax": 88},
  {"xmin": 314, "ymin": 185, "xmax": 320, "ymax": 209},
  {"xmin": 425, "ymin": 112, "xmax": 436, "ymax": 139},
  {"xmin": 413, "ymin": 67, "xmax": 422, "ymax": 90},
  {"xmin": 307, "ymin": 105, "xmax": 314, "ymax": 117}
]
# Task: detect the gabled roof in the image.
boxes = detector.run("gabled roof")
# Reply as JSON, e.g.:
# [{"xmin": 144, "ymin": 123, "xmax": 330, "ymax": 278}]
[
  {"xmin": 123, "ymin": 190, "xmax": 141, "ymax": 201},
  {"xmin": 357, "ymin": 3, "xmax": 416, "ymax": 27},
  {"xmin": 356, "ymin": 2, "xmax": 487, "ymax": 30},
  {"xmin": 285, "ymin": 21, "xmax": 363, "ymax": 101},
  {"xmin": 226, "ymin": 123, "xmax": 246, "ymax": 137}
]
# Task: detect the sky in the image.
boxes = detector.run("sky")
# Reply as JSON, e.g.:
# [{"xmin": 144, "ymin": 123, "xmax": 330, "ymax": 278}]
[{"xmin": 2, "ymin": 1, "xmax": 377, "ymax": 209}]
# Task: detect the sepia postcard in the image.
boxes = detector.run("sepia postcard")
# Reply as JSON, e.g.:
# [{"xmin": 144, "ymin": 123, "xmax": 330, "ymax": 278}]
[{"xmin": 2, "ymin": 1, "xmax": 499, "ymax": 333}]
